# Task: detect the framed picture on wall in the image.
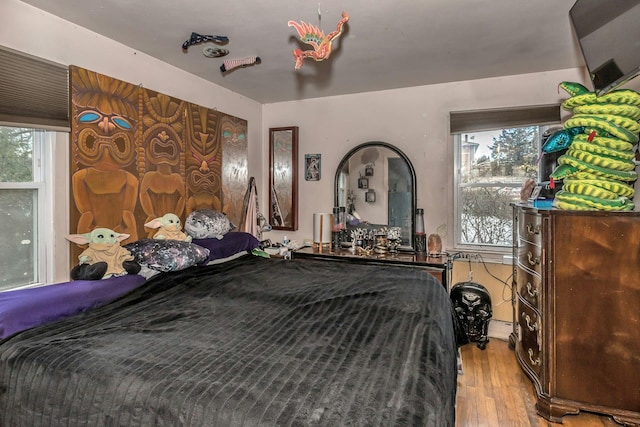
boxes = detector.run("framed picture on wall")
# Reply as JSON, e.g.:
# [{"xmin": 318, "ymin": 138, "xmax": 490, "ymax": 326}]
[
  {"xmin": 305, "ymin": 154, "xmax": 321, "ymax": 181},
  {"xmin": 365, "ymin": 164, "xmax": 374, "ymax": 177},
  {"xmin": 358, "ymin": 177, "xmax": 368, "ymax": 189},
  {"xmin": 365, "ymin": 189, "xmax": 376, "ymax": 203}
]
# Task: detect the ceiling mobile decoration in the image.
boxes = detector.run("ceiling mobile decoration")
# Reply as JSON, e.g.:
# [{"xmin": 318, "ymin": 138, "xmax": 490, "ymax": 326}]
[
  {"xmin": 287, "ymin": 11, "xmax": 349, "ymax": 70},
  {"xmin": 203, "ymin": 46, "xmax": 229, "ymax": 58},
  {"xmin": 181, "ymin": 32, "xmax": 229, "ymax": 51},
  {"xmin": 220, "ymin": 57, "xmax": 262, "ymax": 73}
]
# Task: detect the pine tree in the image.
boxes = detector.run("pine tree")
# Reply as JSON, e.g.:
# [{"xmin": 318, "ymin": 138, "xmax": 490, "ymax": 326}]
[
  {"xmin": 0, "ymin": 127, "xmax": 33, "ymax": 182},
  {"xmin": 488, "ymin": 127, "xmax": 538, "ymax": 178}
]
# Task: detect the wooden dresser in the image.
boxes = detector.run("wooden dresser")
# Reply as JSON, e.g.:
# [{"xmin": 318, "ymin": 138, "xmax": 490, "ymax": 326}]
[{"xmin": 512, "ymin": 204, "xmax": 640, "ymax": 425}]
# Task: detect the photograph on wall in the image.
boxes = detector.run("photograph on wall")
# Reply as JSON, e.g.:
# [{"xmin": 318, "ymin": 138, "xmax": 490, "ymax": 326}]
[
  {"xmin": 365, "ymin": 164, "xmax": 374, "ymax": 177},
  {"xmin": 358, "ymin": 176, "xmax": 368, "ymax": 189},
  {"xmin": 365, "ymin": 189, "xmax": 376, "ymax": 202},
  {"xmin": 305, "ymin": 154, "xmax": 321, "ymax": 181}
]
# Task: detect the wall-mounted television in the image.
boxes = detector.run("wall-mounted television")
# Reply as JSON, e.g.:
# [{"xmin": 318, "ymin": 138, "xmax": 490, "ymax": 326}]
[{"xmin": 569, "ymin": 0, "xmax": 640, "ymax": 95}]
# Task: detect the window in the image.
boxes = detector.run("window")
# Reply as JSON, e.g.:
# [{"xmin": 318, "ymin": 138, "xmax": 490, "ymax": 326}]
[
  {"xmin": 0, "ymin": 126, "xmax": 53, "ymax": 291},
  {"xmin": 0, "ymin": 48, "xmax": 69, "ymax": 290},
  {"xmin": 454, "ymin": 126, "xmax": 549, "ymax": 250},
  {"xmin": 451, "ymin": 105, "xmax": 560, "ymax": 253}
]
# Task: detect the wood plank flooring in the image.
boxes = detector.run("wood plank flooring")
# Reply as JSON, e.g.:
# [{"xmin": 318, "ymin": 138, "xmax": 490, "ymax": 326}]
[{"xmin": 456, "ymin": 338, "xmax": 621, "ymax": 427}]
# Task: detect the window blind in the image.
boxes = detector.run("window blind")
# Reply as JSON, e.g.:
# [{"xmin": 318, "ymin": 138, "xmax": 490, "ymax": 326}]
[
  {"xmin": 0, "ymin": 46, "xmax": 69, "ymax": 130},
  {"xmin": 450, "ymin": 104, "xmax": 561, "ymax": 134}
]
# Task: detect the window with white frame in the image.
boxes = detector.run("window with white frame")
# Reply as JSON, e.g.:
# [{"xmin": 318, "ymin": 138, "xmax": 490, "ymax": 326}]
[
  {"xmin": 0, "ymin": 126, "xmax": 53, "ymax": 291},
  {"xmin": 451, "ymin": 105, "xmax": 561, "ymax": 253},
  {"xmin": 0, "ymin": 47, "xmax": 69, "ymax": 291}
]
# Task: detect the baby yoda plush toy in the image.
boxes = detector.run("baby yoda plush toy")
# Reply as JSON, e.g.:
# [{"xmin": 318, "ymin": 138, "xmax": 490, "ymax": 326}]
[
  {"xmin": 65, "ymin": 227, "xmax": 141, "ymax": 280},
  {"xmin": 144, "ymin": 213, "xmax": 192, "ymax": 242}
]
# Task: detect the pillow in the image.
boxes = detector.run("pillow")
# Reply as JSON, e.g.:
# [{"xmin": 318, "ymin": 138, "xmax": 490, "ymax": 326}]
[
  {"xmin": 124, "ymin": 239, "xmax": 209, "ymax": 272},
  {"xmin": 184, "ymin": 209, "xmax": 236, "ymax": 240},
  {"xmin": 192, "ymin": 231, "xmax": 260, "ymax": 262}
]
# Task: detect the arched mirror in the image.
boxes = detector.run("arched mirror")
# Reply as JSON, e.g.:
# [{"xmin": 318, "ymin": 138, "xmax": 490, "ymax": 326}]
[{"xmin": 334, "ymin": 142, "xmax": 416, "ymax": 248}]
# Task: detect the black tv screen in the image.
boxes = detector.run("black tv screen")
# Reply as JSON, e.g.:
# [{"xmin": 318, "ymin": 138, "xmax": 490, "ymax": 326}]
[{"xmin": 569, "ymin": 0, "xmax": 640, "ymax": 95}]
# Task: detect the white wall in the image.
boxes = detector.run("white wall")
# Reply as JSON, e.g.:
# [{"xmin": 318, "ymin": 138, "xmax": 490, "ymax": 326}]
[
  {"xmin": 1, "ymin": 0, "xmax": 262, "ymax": 281},
  {"xmin": 4, "ymin": 0, "xmax": 640, "ymax": 279},
  {"xmin": 262, "ymin": 68, "xmax": 597, "ymax": 247}
]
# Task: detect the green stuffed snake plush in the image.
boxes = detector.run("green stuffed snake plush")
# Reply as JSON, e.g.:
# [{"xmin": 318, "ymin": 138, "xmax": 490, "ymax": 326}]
[{"xmin": 546, "ymin": 82, "xmax": 639, "ymax": 211}]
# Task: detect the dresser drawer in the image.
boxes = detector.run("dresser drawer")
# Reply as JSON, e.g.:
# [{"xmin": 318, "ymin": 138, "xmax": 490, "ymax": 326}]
[
  {"xmin": 517, "ymin": 266, "xmax": 540, "ymax": 308},
  {"xmin": 517, "ymin": 239, "xmax": 542, "ymax": 276},
  {"xmin": 517, "ymin": 296, "xmax": 542, "ymax": 376},
  {"xmin": 518, "ymin": 212, "xmax": 542, "ymax": 246}
]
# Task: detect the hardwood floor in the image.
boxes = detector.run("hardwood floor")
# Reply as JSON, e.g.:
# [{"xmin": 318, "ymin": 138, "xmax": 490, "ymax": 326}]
[{"xmin": 455, "ymin": 338, "xmax": 622, "ymax": 427}]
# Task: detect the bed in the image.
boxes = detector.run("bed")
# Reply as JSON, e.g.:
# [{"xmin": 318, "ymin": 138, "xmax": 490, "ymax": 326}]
[{"xmin": 0, "ymin": 252, "xmax": 462, "ymax": 426}]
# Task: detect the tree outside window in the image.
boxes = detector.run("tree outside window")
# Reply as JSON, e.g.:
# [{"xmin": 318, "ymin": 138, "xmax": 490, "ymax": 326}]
[
  {"xmin": 0, "ymin": 126, "xmax": 40, "ymax": 290},
  {"xmin": 456, "ymin": 126, "xmax": 542, "ymax": 248}
]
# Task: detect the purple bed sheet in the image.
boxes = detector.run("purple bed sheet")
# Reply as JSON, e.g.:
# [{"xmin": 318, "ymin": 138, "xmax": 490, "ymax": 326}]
[{"xmin": 0, "ymin": 274, "xmax": 146, "ymax": 341}]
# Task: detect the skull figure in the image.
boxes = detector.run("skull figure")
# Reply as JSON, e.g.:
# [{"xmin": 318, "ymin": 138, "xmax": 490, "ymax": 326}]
[{"xmin": 450, "ymin": 282, "xmax": 492, "ymax": 349}]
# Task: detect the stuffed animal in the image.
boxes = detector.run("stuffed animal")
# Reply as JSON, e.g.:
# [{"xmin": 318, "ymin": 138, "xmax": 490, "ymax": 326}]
[
  {"xmin": 184, "ymin": 209, "xmax": 235, "ymax": 240},
  {"xmin": 550, "ymin": 81, "xmax": 638, "ymax": 211},
  {"xmin": 66, "ymin": 228, "xmax": 141, "ymax": 280},
  {"xmin": 144, "ymin": 213, "xmax": 192, "ymax": 242}
]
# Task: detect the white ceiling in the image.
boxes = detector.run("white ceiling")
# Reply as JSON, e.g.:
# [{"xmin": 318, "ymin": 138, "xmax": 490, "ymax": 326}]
[{"xmin": 20, "ymin": 0, "xmax": 584, "ymax": 104}]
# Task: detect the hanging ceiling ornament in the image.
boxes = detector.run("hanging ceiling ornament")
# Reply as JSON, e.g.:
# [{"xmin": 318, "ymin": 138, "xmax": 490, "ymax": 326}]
[
  {"xmin": 220, "ymin": 56, "xmax": 262, "ymax": 73},
  {"xmin": 181, "ymin": 32, "xmax": 229, "ymax": 51},
  {"xmin": 203, "ymin": 46, "xmax": 229, "ymax": 58},
  {"xmin": 287, "ymin": 11, "xmax": 349, "ymax": 70}
]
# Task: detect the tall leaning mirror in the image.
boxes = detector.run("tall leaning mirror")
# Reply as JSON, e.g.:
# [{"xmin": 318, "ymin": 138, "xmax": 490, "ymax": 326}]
[
  {"xmin": 269, "ymin": 126, "xmax": 298, "ymax": 231},
  {"xmin": 334, "ymin": 142, "xmax": 416, "ymax": 248}
]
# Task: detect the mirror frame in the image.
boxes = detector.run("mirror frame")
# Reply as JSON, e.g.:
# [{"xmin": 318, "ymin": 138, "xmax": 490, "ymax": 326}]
[
  {"xmin": 269, "ymin": 126, "xmax": 299, "ymax": 231},
  {"xmin": 334, "ymin": 141, "xmax": 417, "ymax": 247}
]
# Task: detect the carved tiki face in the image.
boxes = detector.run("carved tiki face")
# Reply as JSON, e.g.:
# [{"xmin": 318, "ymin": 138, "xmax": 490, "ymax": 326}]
[{"xmin": 71, "ymin": 67, "xmax": 138, "ymax": 169}]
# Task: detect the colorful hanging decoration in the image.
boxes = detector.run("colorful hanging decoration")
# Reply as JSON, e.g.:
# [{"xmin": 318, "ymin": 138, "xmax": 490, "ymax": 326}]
[
  {"xmin": 288, "ymin": 11, "xmax": 349, "ymax": 70},
  {"xmin": 220, "ymin": 57, "xmax": 262, "ymax": 73}
]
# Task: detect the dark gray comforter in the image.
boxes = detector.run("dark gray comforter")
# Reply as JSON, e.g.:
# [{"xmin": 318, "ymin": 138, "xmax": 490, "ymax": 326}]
[{"xmin": 0, "ymin": 255, "xmax": 459, "ymax": 426}]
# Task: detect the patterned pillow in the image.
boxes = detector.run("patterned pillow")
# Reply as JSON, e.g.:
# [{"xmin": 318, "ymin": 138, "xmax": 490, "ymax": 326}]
[
  {"xmin": 184, "ymin": 209, "xmax": 236, "ymax": 240},
  {"xmin": 124, "ymin": 239, "xmax": 209, "ymax": 272}
]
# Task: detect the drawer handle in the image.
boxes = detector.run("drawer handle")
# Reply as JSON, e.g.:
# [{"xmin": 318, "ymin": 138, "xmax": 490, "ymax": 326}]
[
  {"xmin": 526, "ymin": 282, "xmax": 538, "ymax": 298},
  {"xmin": 526, "ymin": 223, "xmax": 540, "ymax": 235},
  {"xmin": 522, "ymin": 313, "xmax": 538, "ymax": 331},
  {"xmin": 527, "ymin": 251, "xmax": 540, "ymax": 266},
  {"xmin": 528, "ymin": 348, "xmax": 541, "ymax": 366}
]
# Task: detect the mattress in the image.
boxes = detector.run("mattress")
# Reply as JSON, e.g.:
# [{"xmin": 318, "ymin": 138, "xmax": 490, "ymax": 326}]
[{"xmin": 0, "ymin": 255, "xmax": 460, "ymax": 426}]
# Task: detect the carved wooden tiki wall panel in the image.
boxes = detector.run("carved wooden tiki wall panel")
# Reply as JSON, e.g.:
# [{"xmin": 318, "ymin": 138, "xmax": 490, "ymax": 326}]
[
  {"xmin": 69, "ymin": 66, "xmax": 248, "ymax": 264},
  {"xmin": 184, "ymin": 103, "xmax": 223, "ymax": 214},
  {"xmin": 70, "ymin": 66, "xmax": 140, "ymax": 249},
  {"xmin": 138, "ymin": 89, "xmax": 187, "ymax": 237}
]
